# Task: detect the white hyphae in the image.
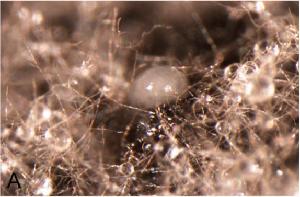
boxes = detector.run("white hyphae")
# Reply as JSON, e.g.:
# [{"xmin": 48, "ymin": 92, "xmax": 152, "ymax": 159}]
[{"xmin": 129, "ymin": 66, "xmax": 188, "ymax": 108}]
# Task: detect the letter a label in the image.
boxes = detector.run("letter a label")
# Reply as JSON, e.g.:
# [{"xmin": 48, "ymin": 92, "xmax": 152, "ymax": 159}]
[{"xmin": 7, "ymin": 172, "xmax": 21, "ymax": 189}]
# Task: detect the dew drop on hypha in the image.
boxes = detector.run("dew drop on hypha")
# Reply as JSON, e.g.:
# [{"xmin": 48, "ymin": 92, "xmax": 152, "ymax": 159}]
[
  {"xmin": 245, "ymin": 75, "xmax": 275, "ymax": 103},
  {"xmin": 129, "ymin": 66, "xmax": 188, "ymax": 108}
]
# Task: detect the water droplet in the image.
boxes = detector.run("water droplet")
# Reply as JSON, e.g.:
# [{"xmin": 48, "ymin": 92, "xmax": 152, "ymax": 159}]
[
  {"xmin": 143, "ymin": 143, "xmax": 152, "ymax": 153},
  {"xmin": 236, "ymin": 62, "xmax": 258, "ymax": 81},
  {"xmin": 224, "ymin": 63, "xmax": 239, "ymax": 79},
  {"xmin": 215, "ymin": 121, "xmax": 223, "ymax": 133},
  {"xmin": 130, "ymin": 66, "xmax": 188, "ymax": 108},
  {"xmin": 245, "ymin": 75, "xmax": 274, "ymax": 103},
  {"xmin": 120, "ymin": 163, "xmax": 134, "ymax": 175}
]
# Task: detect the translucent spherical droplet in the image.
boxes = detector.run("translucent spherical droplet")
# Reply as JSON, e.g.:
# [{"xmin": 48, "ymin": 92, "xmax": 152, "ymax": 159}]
[
  {"xmin": 236, "ymin": 62, "xmax": 259, "ymax": 81},
  {"xmin": 120, "ymin": 163, "xmax": 134, "ymax": 175},
  {"xmin": 245, "ymin": 75, "xmax": 275, "ymax": 103},
  {"xmin": 215, "ymin": 121, "xmax": 224, "ymax": 133},
  {"xmin": 129, "ymin": 66, "xmax": 188, "ymax": 108},
  {"xmin": 224, "ymin": 63, "xmax": 239, "ymax": 79},
  {"xmin": 142, "ymin": 143, "xmax": 153, "ymax": 153}
]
